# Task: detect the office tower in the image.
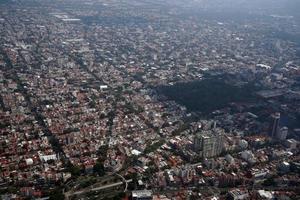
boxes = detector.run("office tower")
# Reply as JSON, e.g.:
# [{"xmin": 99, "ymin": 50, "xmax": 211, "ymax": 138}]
[
  {"xmin": 271, "ymin": 112, "xmax": 280, "ymax": 138},
  {"xmin": 194, "ymin": 129, "xmax": 224, "ymax": 158}
]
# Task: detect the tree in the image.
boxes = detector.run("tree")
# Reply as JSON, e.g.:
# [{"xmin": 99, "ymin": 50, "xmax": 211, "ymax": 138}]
[
  {"xmin": 127, "ymin": 172, "xmax": 139, "ymax": 190},
  {"xmin": 71, "ymin": 165, "xmax": 81, "ymax": 176},
  {"xmin": 93, "ymin": 162, "xmax": 105, "ymax": 176},
  {"xmin": 97, "ymin": 145, "xmax": 108, "ymax": 163},
  {"xmin": 49, "ymin": 189, "xmax": 65, "ymax": 200},
  {"xmin": 144, "ymin": 139, "xmax": 165, "ymax": 154},
  {"xmin": 66, "ymin": 162, "xmax": 81, "ymax": 177},
  {"xmin": 112, "ymin": 192, "xmax": 126, "ymax": 200},
  {"xmin": 262, "ymin": 177, "xmax": 276, "ymax": 187}
]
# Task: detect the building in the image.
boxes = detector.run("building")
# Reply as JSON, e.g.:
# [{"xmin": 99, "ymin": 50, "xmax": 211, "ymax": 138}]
[
  {"xmin": 276, "ymin": 126, "xmax": 288, "ymax": 141},
  {"xmin": 285, "ymin": 139, "xmax": 298, "ymax": 150},
  {"xmin": 132, "ymin": 190, "xmax": 153, "ymax": 200},
  {"xmin": 225, "ymin": 154, "xmax": 235, "ymax": 164},
  {"xmin": 270, "ymin": 113, "xmax": 280, "ymax": 138},
  {"xmin": 194, "ymin": 128, "xmax": 224, "ymax": 158},
  {"xmin": 252, "ymin": 169, "xmax": 269, "ymax": 183},
  {"xmin": 179, "ymin": 167, "xmax": 195, "ymax": 182},
  {"xmin": 239, "ymin": 139, "xmax": 248, "ymax": 149},
  {"xmin": 278, "ymin": 161, "xmax": 290, "ymax": 174},
  {"xmin": 241, "ymin": 150, "xmax": 256, "ymax": 164},
  {"xmin": 256, "ymin": 190, "xmax": 275, "ymax": 200},
  {"xmin": 228, "ymin": 189, "xmax": 249, "ymax": 200}
]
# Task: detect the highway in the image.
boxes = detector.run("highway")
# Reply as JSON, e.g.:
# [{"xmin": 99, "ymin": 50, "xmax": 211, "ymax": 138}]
[{"xmin": 65, "ymin": 178, "xmax": 132, "ymax": 199}]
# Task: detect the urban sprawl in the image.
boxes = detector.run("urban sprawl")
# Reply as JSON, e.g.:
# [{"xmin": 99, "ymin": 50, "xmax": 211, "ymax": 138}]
[{"xmin": 0, "ymin": 0, "xmax": 300, "ymax": 199}]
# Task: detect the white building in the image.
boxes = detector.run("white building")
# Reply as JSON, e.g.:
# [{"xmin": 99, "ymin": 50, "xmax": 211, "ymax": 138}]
[{"xmin": 194, "ymin": 128, "xmax": 225, "ymax": 158}]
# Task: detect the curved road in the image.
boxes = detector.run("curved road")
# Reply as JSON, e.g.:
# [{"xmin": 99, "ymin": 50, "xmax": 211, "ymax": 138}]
[{"xmin": 65, "ymin": 177, "xmax": 132, "ymax": 199}]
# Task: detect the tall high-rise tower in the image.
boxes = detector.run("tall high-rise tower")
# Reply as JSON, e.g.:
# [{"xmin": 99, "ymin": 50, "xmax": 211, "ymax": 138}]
[
  {"xmin": 194, "ymin": 129, "xmax": 224, "ymax": 158},
  {"xmin": 271, "ymin": 112, "xmax": 281, "ymax": 138}
]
